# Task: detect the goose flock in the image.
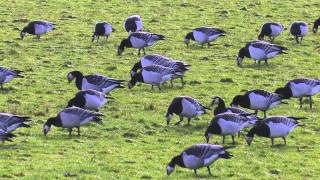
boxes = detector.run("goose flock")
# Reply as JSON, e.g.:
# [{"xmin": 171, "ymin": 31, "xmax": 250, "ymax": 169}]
[{"xmin": 1, "ymin": 14, "xmax": 320, "ymax": 177}]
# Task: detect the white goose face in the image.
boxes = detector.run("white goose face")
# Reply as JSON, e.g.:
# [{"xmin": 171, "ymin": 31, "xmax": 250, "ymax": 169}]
[
  {"xmin": 166, "ymin": 166, "xmax": 174, "ymax": 175},
  {"xmin": 20, "ymin": 32, "xmax": 26, "ymax": 39},
  {"xmin": 43, "ymin": 125, "xmax": 51, "ymax": 136},
  {"xmin": 236, "ymin": 57, "xmax": 243, "ymax": 66},
  {"xmin": 67, "ymin": 73, "xmax": 75, "ymax": 83},
  {"xmin": 92, "ymin": 35, "xmax": 97, "ymax": 42},
  {"xmin": 313, "ymin": 27, "xmax": 318, "ymax": 33},
  {"xmin": 184, "ymin": 38, "xmax": 190, "ymax": 47},
  {"xmin": 128, "ymin": 82, "xmax": 134, "ymax": 89},
  {"xmin": 130, "ymin": 71, "xmax": 137, "ymax": 78},
  {"xmin": 213, "ymin": 97, "xmax": 220, "ymax": 105},
  {"xmin": 245, "ymin": 136, "xmax": 253, "ymax": 145}
]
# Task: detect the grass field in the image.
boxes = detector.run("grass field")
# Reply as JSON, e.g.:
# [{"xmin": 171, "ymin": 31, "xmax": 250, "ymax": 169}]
[{"xmin": 0, "ymin": 0, "xmax": 320, "ymax": 179}]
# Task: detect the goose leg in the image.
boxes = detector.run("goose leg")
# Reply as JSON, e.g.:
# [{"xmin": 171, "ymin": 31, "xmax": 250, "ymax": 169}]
[
  {"xmin": 207, "ymin": 166, "xmax": 212, "ymax": 175},
  {"xmin": 187, "ymin": 118, "xmax": 191, "ymax": 126},
  {"xmin": 158, "ymin": 84, "xmax": 162, "ymax": 91},
  {"xmin": 68, "ymin": 128, "xmax": 72, "ymax": 136},
  {"xmin": 238, "ymin": 131, "xmax": 241, "ymax": 138},
  {"xmin": 0, "ymin": 84, "xmax": 3, "ymax": 91},
  {"xmin": 231, "ymin": 135, "xmax": 235, "ymax": 144},
  {"xmin": 222, "ymin": 135, "xmax": 226, "ymax": 144},
  {"xmin": 264, "ymin": 59, "xmax": 268, "ymax": 64},
  {"xmin": 138, "ymin": 49, "xmax": 141, "ymax": 56},
  {"xmin": 207, "ymin": 42, "xmax": 211, "ymax": 47},
  {"xmin": 77, "ymin": 127, "xmax": 80, "ymax": 136},
  {"xmin": 175, "ymin": 116, "xmax": 184, "ymax": 125},
  {"xmin": 309, "ymin": 96, "xmax": 312, "ymax": 109},
  {"xmin": 170, "ymin": 79, "xmax": 174, "ymax": 87},
  {"xmin": 282, "ymin": 137, "xmax": 286, "ymax": 145},
  {"xmin": 37, "ymin": 35, "xmax": 40, "ymax": 39},
  {"xmin": 263, "ymin": 111, "xmax": 267, "ymax": 118},
  {"xmin": 194, "ymin": 169, "xmax": 197, "ymax": 175},
  {"xmin": 106, "ymin": 35, "xmax": 108, "ymax": 40},
  {"xmin": 180, "ymin": 76, "xmax": 184, "ymax": 87},
  {"xmin": 151, "ymin": 85, "xmax": 154, "ymax": 90},
  {"xmin": 271, "ymin": 137, "xmax": 274, "ymax": 146},
  {"xmin": 300, "ymin": 37, "xmax": 303, "ymax": 43},
  {"xmin": 143, "ymin": 48, "xmax": 146, "ymax": 55},
  {"xmin": 295, "ymin": 36, "xmax": 299, "ymax": 44},
  {"xmin": 258, "ymin": 61, "xmax": 261, "ymax": 68},
  {"xmin": 254, "ymin": 110, "xmax": 258, "ymax": 115},
  {"xmin": 299, "ymin": 97, "xmax": 303, "ymax": 109}
]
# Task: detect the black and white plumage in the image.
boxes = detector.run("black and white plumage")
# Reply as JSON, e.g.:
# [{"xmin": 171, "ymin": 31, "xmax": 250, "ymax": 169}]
[
  {"xmin": 290, "ymin": 21, "xmax": 308, "ymax": 43},
  {"xmin": 204, "ymin": 113, "xmax": 258, "ymax": 144},
  {"xmin": 67, "ymin": 89, "xmax": 113, "ymax": 111},
  {"xmin": 167, "ymin": 144, "xmax": 233, "ymax": 175},
  {"xmin": 236, "ymin": 40, "xmax": 287, "ymax": 66},
  {"xmin": 20, "ymin": 20, "xmax": 55, "ymax": 39},
  {"xmin": 0, "ymin": 129, "xmax": 15, "ymax": 142},
  {"xmin": 128, "ymin": 65, "xmax": 182, "ymax": 90},
  {"xmin": 124, "ymin": 15, "xmax": 143, "ymax": 33},
  {"xmin": 67, "ymin": 71, "xmax": 125, "ymax": 94},
  {"xmin": 313, "ymin": 18, "xmax": 320, "ymax": 33},
  {"xmin": 246, "ymin": 116, "xmax": 305, "ymax": 146},
  {"xmin": 0, "ymin": 113, "xmax": 31, "ymax": 133},
  {"xmin": 166, "ymin": 96, "xmax": 209, "ymax": 126},
  {"xmin": 130, "ymin": 54, "xmax": 190, "ymax": 87},
  {"xmin": 275, "ymin": 78, "xmax": 320, "ymax": 109},
  {"xmin": 210, "ymin": 96, "xmax": 251, "ymax": 116},
  {"xmin": 184, "ymin": 27, "xmax": 226, "ymax": 48},
  {"xmin": 117, "ymin": 32, "xmax": 165, "ymax": 55},
  {"xmin": 258, "ymin": 22, "xmax": 284, "ymax": 42},
  {"xmin": 43, "ymin": 107, "xmax": 104, "ymax": 136},
  {"xmin": 231, "ymin": 89, "xmax": 285, "ymax": 118},
  {"xmin": 92, "ymin": 22, "xmax": 115, "ymax": 42},
  {"xmin": 0, "ymin": 67, "xmax": 23, "ymax": 90}
]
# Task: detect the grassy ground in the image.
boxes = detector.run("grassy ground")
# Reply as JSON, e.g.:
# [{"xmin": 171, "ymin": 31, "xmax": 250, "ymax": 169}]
[{"xmin": 0, "ymin": 0, "xmax": 320, "ymax": 179}]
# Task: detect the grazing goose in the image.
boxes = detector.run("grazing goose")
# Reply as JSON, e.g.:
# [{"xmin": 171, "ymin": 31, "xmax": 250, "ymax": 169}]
[
  {"xmin": 275, "ymin": 78, "xmax": 320, "ymax": 109},
  {"xmin": 258, "ymin": 22, "xmax": 284, "ymax": 42},
  {"xmin": 67, "ymin": 89, "xmax": 113, "ymax": 111},
  {"xmin": 246, "ymin": 116, "xmax": 305, "ymax": 146},
  {"xmin": 313, "ymin": 18, "xmax": 320, "ymax": 33},
  {"xmin": 43, "ymin": 107, "xmax": 104, "ymax": 136},
  {"xmin": 117, "ymin": 32, "xmax": 165, "ymax": 55},
  {"xmin": 0, "ymin": 67, "xmax": 23, "ymax": 90},
  {"xmin": 231, "ymin": 89, "xmax": 285, "ymax": 118},
  {"xmin": 124, "ymin": 15, "xmax": 143, "ymax": 33},
  {"xmin": 204, "ymin": 113, "xmax": 258, "ymax": 144},
  {"xmin": 210, "ymin": 96, "xmax": 251, "ymax": 116},
  {"xmin": 0, "ymin": 113, "xmax": 31, "ymax": 133},
  {"xmin": 236, "ymin": 40, "xmax": 287, "ymax": 66},
  {"xmin": 0, "ymin": 129, "xmax": 15, "ymax": 142},
  {"xmin": 128, "ymin": 65, "xmax": 182, "ymax": 90},
  {"xmin": 166, "ymin": 96, "xmax": 209, "ymax": 126},
  {"xmin": 130, "ymin": 54, "xmax": 190, "ymax": 87},
  {"xmin": 67, "ymin": 71, "xmax": 125, "ymax": 94},
  {"xmin": 184, "ymin": 27, "xmax": 226, "ymax": 48},
  {"xmin": 20, "ymin": 20, "xmax": 55, "ymax": 39},
  {"xmin": 92, "ymin": 22, "xmax": 115, "ymax": 42},
  {"xmin": 167, "ymin": 143, "xmax": 233, "ymax": 175},
  {"xmin": 290, "ymin": 21, "xmax": 308, "ymax": 43}
]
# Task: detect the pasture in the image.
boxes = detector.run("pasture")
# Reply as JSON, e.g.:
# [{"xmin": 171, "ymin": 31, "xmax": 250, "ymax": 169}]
[{"xmin": 0, "ymin": 0, "xmax": 320, "ymax": 179}]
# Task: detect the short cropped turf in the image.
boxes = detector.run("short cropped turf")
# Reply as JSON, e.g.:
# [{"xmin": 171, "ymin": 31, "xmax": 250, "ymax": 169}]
[{"xmin": 0, "ymin": 0, "xmax": 320, "ymax": 179}]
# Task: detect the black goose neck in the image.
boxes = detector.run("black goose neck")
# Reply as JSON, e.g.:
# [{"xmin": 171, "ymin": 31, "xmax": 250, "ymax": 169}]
[{"xmin": 185, "ymin": 32, "xmax": 195, "ymax": 40}]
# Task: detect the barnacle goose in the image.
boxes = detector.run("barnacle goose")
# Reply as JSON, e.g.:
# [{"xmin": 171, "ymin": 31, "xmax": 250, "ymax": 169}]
[
  {"xmin": 167, "ymin": 143, "xmax": 233, "ymax": 175},
  {"xmin": 231, "ymin": 89, "xmax": 286, "ymax": 118},
  {"xmin": 313, "ymin": 18, "xmax": 320, "ymax": 33},
  {"xmin": 210, "ymin": 96, "xmax": 251, "ymax": 116},
  {"xmin": 258, "ymin": 22, "xmax": 284, "ymax": 42},
  {"xmin": 128, "ymin": 65, "xmax": 182, "ymax": 90},
  {"xmin": 246, "ymin": 116, "xmax": 305, "ymax": 146},
  {"xmin": 124, "ymin": 15, "xmax": 143, "ymax": 33},
  {"xmin": 0, "ymin": 129, "xmax": 15, "ymax": 142},
  {"xmin": 204, "ymin": 113, "xmax": 258, "ymax": 144},
  {"xmin": 67, "ymin": 71, "xmax": 125, "ymax": 94},
  {"xmin": 166, "ymin": 96, "xmax": 209, "ymax": 126},
  {"xmin": 290, "ymin": 21, "xmax": 308, "ymax": 43},
  {"xmin": 275, "ymin": 78, "xmax": 320, "ymax": 109},
  {"xmin": 117, "ymin": 32, "xmax": 165, "ymax": 55},
  {"xmin": 67, "ymin": 89, "xmax": 113, "ymax": 111},
  {"xmin": 130, "ymin": 54, "xmax": 190, "ymax": 87},
  {"xmin": 0, "ymin": 67, "xmax": 23, "ymax": 90},
  {"xmin": 20, "ymin": 20, "xmax": 55, "ymax": 39},
  {"xmin": 43, "ymin": 107, "xmax": 104, "ymax": 136},
  {"xmin": 92, "ymin": 22, "xmax": 115, "ymax": 42},
  {"xmin": 0, "ymin": 113, "xmax": 31, "ymax": 133},
  {"xmin": 184, "ymin": 27, "xmax": 226, "ymax": 48},
  {"xmin": 236, "ymin": 40, "xmax": 287, "ymax": 66}
]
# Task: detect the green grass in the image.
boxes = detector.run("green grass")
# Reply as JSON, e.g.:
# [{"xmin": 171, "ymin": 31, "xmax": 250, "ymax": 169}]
[{"xmin": 0, "ymin": 0, "xmax": 320, "ymax": 179}]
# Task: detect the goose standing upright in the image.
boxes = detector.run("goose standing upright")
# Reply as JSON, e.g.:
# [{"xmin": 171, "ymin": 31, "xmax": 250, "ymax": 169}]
[
  {"xmin": 92, "ymin": 22, "xmax": 115, "ymax": 42},
  {"xmin": 275, "ymin": 78, "xmax": 320, "ymax": 109},
  {"xmin": 167, "ymin": 144, "xmax": 233, "ymax": 175},
  {"xmin": 124, "ymin": 15, "xmax": 143, "ymax": 33},
  {"xmin": 184, "ymin": 27, "xmax": 226, "ymax": 48},
  {"xmin": 43, "ymin": 107, "xmax": 104, "ymax": 136},
  {"xmin": 20, "ymin": 20, "xmax": 55, "ymax": 39},
  {"xmin": 236, "ymin": 40, "xmax": 287, "ymax": 67},
  {"xmin": 258, "ymin": 22, "xmax": 284, "ymax": 42},
  {"xmin": 290, "ymin": 21, "xmax": 308, "ymax": 43},
  {"xmin": 0, "ymin": 67, "xmax": 23, "ymax": 90},
  {"xmin": 67, "ymin": 71, "xmax": 125, "ymax": 94},
  {"xmin": 210, "ymin": 96, "xmax": 251, "ymax": 116},
  {"xmin": 117, "ymin": 32, "xmax": 165, "ymax": 55},
  {"xmin": 130, "ymin": 54, "xmax": 190, "ymax": 87},
  {"xmin": 166, "ymin": 96, "xmax": 209, "ymax": 126},
  {"xmin": 231, "ymin": 89, "xmax": 285, "ymax": 118},
  {"xmin": 245, "ymin": 116, "xmax": 305, "ymax": 146}
]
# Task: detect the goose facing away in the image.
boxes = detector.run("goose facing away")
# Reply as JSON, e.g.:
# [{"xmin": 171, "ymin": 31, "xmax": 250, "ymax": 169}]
[{"xmin": 124, "ymin": 15, "xmax": 143, "ymax": 33}]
